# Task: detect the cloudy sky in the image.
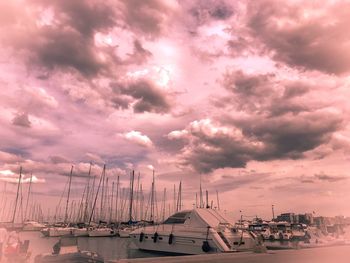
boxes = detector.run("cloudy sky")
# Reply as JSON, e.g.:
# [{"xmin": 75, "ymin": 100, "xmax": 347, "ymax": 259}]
[{"xmin": 1, "ymin": 0, "xmax": 350, "ymax": 220}]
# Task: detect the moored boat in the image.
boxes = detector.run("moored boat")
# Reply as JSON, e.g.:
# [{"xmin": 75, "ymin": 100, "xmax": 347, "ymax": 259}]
[
  {"xmin": 88, "ymin": 227, "xmax": 117, "ymax": 237},
  {"xmin": 131, "ymin": 208, "xmax": 261, "ymax": 254}
]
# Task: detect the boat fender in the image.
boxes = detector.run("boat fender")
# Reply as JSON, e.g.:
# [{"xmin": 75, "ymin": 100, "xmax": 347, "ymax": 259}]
[
  {"xmin": 168, "ymin": 233, "xmax": 174, "ymax": 244},
  {"xmin": 153, "ymin": 232, "xmax": 159, "ymax": 243},
  {"xmin": 202, "ymin": 240, "xmax": 211, "ymax": 252},
  {"xmin": 139, "ymin": 232, "xmax": 145, "ymax": 242}
]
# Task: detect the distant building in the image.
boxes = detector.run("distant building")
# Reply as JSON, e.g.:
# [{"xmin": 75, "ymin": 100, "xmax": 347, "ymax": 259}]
[
  {"xmin": 276, "ymin": 213, "xmax": 296, "ymax": 223},
  {"xmin": 275, "ymin": 213, "xmax": 314, "ymax": 224},
  {"xmin": 298, "ymin": 213, "xmax": 314, "ymax": 225}
]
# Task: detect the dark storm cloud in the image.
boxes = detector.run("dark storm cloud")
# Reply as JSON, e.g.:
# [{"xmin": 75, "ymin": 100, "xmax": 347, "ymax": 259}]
[
  {"xmin": 176, "ymin": 112, "xmax": 341, "ymax": 174},
  {"xmin": 314, "ymin": 173, "xmax": 348, "ymax": 182},
  {"xmin": 247, "ymin": 0, "xmax": 350, "ymax": 75},
  {"xmin": 172, "ymin": 70, "xmax": 343, "ymax": 174},
  {"xmin": 117, "ymin": 0, "xmax": 176, "ymax": 38},
  {"xmin": 189, "ymin": 0, "xmax": 234, "ymax": 25},
  {"xmin": 0, "ymin": 0, "xmax": 117, "ymax": 78},
  {"xmin": 238, "ymin": 112, "xmax": 342, "ymax": 161},
  {"xmin": 49, "ymin": 155, "xmax": 70, "ymax": 164},
  {"xmin": 33, "ymin": 0, "xmax": 116, "ymax": 77},
  {"xmin": 283, "ymin": 84, "xmax": 310, "ymax": 99},
  {"xmin": 33, "ymin": 28, "xmax": 108, "ymax": 77},
  {"xmin": 207, "ymin": 172, "xmax": 271, "ymax": 193},
  {"xmin": 221, "ymin": 70, "xmax": 313, "ymax": 116},
  {"xmin": 12, "ymin": 113, "xmax": 31, "ymax": 128},
  {"xmin": 111, "ymin": 79, "xmax": 171, "ymax": 113},
  {"xmin": 129, "ymin": 40, "xmax": 153, "ymax": 64},
  {"xmin": 43, "ymin": 0, "xmax": 116, "ymax": 36}
]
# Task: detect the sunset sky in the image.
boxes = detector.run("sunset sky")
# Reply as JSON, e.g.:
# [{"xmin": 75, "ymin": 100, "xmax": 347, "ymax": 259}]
[{"xmin": 1, "ymin": 0, "xmax": 350, "ymax": 220}]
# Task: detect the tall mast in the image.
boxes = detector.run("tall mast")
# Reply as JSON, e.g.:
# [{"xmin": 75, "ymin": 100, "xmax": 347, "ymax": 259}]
[
  {"xmin": 115, "ymin": 176, "xmax": 119, "ymax": 222},
  {"xmin": 88, "ymin": 164, "xmax": 105, "ymax": 226},
  {"xmin": 173, "ymin": 184, "xmax": 176, "ymax": 213},
  {"xmin": 176, "ymin": 181, "xmax": 182, "ymax": 212},
  {"xmin": 24, "ymin": 173, "xmax": 33, "ymax": 221},
  {"xmin": 12, "ymin": 166, "xmax": 22, "ymax": 223},
  {"xmin": 128, "ymin": 170, "xmax": 135, "ymax": 223},
  {"xmin": 199, "ymin": 175, "xmax": 203, "ymax": 208},
  {"xmin": 64, "ymin": 165, "xmax": 74, "ymax": 224},
  {"xmin": 206, "ymin": 190, "xmax": 209, "ymax": 209},
  {"xmin": 216, "ymin": 190, "xmax": 220, "ymax": 210},
  {"xmin": 84, "ymin": 162, "xmax": 92, "ymax": 222},
  {"xmin": 140, "ymin": 184, "xmax": 143, "ymax": 221},
  {"xmin": 150, "ymin": 171, "xmax": 155, "ymax": 222},
  {"xmin": 162, "ymin": 188, "xmax": 166, "ymax": 222},
  {"xmin": 100, "ymin": 166, "xmax": 106, "ymax": 221},
  {"xmin": 136, "ymin": 173, "xmax": 140, "ymax": 221},
  {"xmin": 110, "ymin": 181, "xmax": 114, "ymax": 222}
]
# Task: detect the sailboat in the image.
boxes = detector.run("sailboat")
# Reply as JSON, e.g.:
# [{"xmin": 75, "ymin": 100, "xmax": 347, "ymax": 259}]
[
  {"xmin": 22, "ymin": 174, "xmax": 46, "ymax": 231},
  {"xmin": 41, "ymin": 166, "xmax": 75, "ymax": 237},
  {"xmin": 88, "ymin": 165, "xmax": 117, "ymax": 237}
]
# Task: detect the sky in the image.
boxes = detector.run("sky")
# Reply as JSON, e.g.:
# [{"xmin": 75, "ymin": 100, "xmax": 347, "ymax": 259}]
[{"xmin": 1, "ymin": 0, "xmax": 350, "ymax": 220}]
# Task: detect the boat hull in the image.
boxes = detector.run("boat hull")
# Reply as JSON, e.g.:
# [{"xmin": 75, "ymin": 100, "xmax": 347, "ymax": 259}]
[
  {"xmin": 34, "ymin": 251, "xmax": 103, "ymax": 263},
  {"xmin": 131, "ymin": 232, "xmax": 221, "ymax": 254},
  {"xmin": 88, "ymin": 228, "xmax": 117, "ymax": 237}
]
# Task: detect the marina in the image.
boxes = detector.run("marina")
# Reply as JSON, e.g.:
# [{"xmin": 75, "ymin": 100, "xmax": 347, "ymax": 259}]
[
  {"xmin": 1, "ymin": 231, "xmax": 349, "ymax": 262},
  {"xmin": 1, "ymin": 1, "xmax": 350, "ymax": 262}
]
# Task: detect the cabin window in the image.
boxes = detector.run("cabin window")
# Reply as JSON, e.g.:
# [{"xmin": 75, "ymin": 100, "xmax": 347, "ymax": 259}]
[{"xmin": 163, "ymin": 211, "xmax": 191, "ymax": 224}]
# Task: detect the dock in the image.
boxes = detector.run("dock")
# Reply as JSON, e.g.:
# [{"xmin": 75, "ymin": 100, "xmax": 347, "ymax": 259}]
[{"xmin": 109, "ymin": 245, "xmax": 350, "ymax": 263}]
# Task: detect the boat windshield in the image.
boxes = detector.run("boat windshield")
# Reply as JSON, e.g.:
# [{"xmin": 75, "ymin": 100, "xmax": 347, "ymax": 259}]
[{"xmin": 163, "ymin": 211, "xmax": 191, "ymax": 224}]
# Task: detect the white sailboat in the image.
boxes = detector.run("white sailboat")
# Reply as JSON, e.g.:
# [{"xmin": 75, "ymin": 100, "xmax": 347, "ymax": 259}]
[
  {"xmin": 22, "ymin": 221, "xmax": 46, "ymax": 231},
  {"xmin": 130, "ymin": 208, "xmax": 261, "ymax": 254},
  {"xmin": 41, "ymin": 166, "xmax": 75, "ymax": 237},
  {"xmin": 88, "ymin": 227, "xmax": 117, "ymax": 237}
]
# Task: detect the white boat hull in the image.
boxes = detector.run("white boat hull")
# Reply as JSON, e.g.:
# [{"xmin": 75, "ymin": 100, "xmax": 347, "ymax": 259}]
[
  {"xmin": 131, "ymin": 232, "xmax": 220, "ymax": 254},
  {"xmin": 88, "ymin": 228, "xmax": 117, "ymax": 237},
  {"xmin": 48, "ymin": 227, "xmax": 74, "ymax": 237},
  {"xmin": 119, "ymin": 229, "xmax": 132, "ymax": 238},
  {"xmin": 73, "ymin": 228, "xmax": 89, "ymax": 237}
]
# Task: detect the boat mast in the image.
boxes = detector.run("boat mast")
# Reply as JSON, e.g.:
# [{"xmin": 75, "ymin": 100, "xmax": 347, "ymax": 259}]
[
  {"xmin": 206, "ymin": 190, "xmax": 209, "ymax": 209},
  {"xmin": 64, "ymin": 165, "xmax": 74, "ymax": 224},
  {"xmin": 84, "ymin": 162, "xmax": 92, "ymax": 222},
  {"xmin": 173, "ymin": 184, "xmax": 176, "ymax": 213},
  {"xmin": 88, "ymin": 164, "xmax": 105, "ymax": 226},
  {"xmin": 199, "ymin": 176, "xmax": 203, "ymax": 208},
  {"xmin": 12, "ymin": 166, "xmax": 22, "ymax": 223},
  {"xmin": 110, "ymin": 181, "xmax": 114, "ymax": 222},
  {"xmin": 100, "ymin": 167, "xmax": 106, "ymax": 221},
  {"xmin": 216, "ymin": 190, "xmax": 220, "ymax": 210},
  {"xmin": 176, "ymin": 181, "xmax": 182, "ymax": 212},
  {"xmin": 162, "ymin": 188, "xmax": 166, "ymax": 222},
  {"xmin": 115, "ymin": 176, "xmax": 119, "ymax": 222},
  {"xmin": 150, "ymin": 171, "xmax": 155, "ymax": 222},
  {"xmin": 128, "ymin": 170, "xmax": 135, "ymax": 224},
  {"xmin": 136, "ymin": 173, "xmax": 140, "ymax": 221},
  {"xmin": 24, "ymin": 173, "xmax": 33, "ymax": 221}
]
